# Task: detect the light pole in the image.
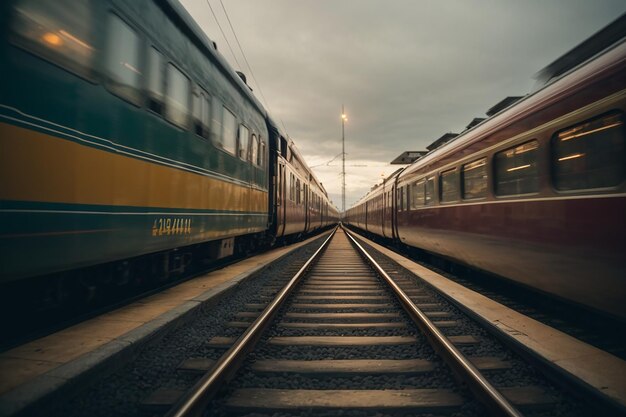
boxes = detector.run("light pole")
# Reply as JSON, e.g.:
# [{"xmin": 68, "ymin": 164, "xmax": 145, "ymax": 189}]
[{"xmin": 341, "ymin": 105, "xmax": 347, "ymax": 216}]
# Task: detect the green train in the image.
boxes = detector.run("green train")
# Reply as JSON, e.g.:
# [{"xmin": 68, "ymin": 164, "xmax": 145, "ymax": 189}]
[{"xmin": 0, "ymin": 0, "xmax": 338, "ymax": 309}]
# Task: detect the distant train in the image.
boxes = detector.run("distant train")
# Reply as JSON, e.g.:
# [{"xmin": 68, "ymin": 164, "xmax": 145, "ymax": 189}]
[
  {"xmin": 345, "ymin": 15, "xmax": 626, "ymax": 320},
  {"xmin": 0, "ymin": 0, "xmax": 338, "ymax": 307}
]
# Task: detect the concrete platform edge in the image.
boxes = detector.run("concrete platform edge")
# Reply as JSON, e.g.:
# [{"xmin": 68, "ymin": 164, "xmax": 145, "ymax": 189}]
[{"xmin": 0, "ymin": 231, "xmax": 330, "ymax": 417}]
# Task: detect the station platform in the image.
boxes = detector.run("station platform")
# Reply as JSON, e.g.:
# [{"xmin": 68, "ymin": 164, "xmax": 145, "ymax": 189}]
[
  {"xmin": 0, "ymin": 232, "xmax": 329, "ymax": 417},
  {"xmin": 354, "ymin": 233, "xmax": 626, "ymax": 410}
]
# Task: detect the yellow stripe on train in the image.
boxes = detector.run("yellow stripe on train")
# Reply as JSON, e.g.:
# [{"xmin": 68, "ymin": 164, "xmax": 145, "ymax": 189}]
[{"xmin": 0, "ymin": 123, "xmax": 268, "ymax": 212}]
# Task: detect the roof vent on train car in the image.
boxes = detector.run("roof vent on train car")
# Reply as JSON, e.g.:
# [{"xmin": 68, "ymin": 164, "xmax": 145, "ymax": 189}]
[
  {"xmin": 532, "ymin": 13, "xmax": 626, "ymax": 90},
  {"xmin": 426, "ymin": 132, "xmax": 458, "ymax": 151},
  {"xmin": 486, "ymin": 96, "xmax": 523, "ymax": 117},
  {"xmin": 464, "ymin": 117, "xmax": 486, "ymax": 131},
  {"xmin": 236, "ymin": 71, "xmax": 253, "ymax": 91},
  {"xmin": 390, "ymin": 151, "xmax": 427, "ymax": 165}
]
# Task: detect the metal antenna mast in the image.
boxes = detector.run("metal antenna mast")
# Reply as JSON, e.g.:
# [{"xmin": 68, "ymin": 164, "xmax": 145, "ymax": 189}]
[{"xmin": 341, "ymin": 105, "xmax": 347, "ymax": 215}]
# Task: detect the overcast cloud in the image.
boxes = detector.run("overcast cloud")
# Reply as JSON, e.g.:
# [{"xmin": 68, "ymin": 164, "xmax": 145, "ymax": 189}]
[{"xmin": 180, "ymin": 0, "xmax": 625, "ymax": 208}]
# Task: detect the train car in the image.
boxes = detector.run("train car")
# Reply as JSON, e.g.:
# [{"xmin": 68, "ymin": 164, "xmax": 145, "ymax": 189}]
[
  {"xmin": 307, "ymin": 173, "xmax": 329, "ymax": 231},
  {"xmin": 347, "ymin": 16, "xmax": 626, "ymax": 320},
  {"xmin": 326, "ymin": 198, "xmax": 340, "ymax": 227},
  {"xmin": 346, "ymin": 168, "xmax": 401, "ymax": 238},
  {"xmin": 344, "ymin": 196, "xmax": 365, "ymax": 231},
  {"xmin": 0, "ymin": 0, "xmax": 337, "ymax": 312},
  {"xmin": 0, "ymin": 0, "xmax": 271, "ymax": 284},
  {"xmin": 267, "ymin": 119, "xmax": 337, "ymax": 239}
]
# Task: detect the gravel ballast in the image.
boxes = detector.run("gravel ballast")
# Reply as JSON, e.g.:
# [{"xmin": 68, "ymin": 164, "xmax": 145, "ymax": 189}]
[
  {"xmin": 46, "ymin": 229, "xmax": 595, "ymax": 417},
  {"xmin": 43, "ymin": 235, "xmax": 329, "ymax": 417}
]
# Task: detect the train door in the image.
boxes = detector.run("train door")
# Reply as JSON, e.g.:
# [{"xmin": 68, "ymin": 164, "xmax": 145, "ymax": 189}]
[
  {"xmin": 391, "ymin": 179, "xmax": 400, "ymax": 241},
  {"xmin": 276, "ymin": 162, "xmax": 286, "ymax": 237},
  {"xmin": 304, "ymin": 183, "xmax": 310, "ymax": 232},
  {"xmin": 380, "ymin": 184, "xmax": 391, "ymax": 237},
  {"xmin": 319, "ymin": 195, "xmax": 323, "ymax": 228},
  {"xmin": 377, "ymin": 196, "xmax": 380, "ymax": 231}
]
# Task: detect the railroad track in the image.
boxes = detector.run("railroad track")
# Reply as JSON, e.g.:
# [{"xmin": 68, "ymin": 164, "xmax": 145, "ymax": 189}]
[{"xmin": 140, "ymin": 226, "xmax": 585, "ymax": 416}]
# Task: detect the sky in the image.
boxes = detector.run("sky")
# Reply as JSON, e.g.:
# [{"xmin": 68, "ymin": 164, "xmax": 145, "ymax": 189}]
[{"xmin": 180, "ymin": 0, "xmax": 625, "ymax": 210}]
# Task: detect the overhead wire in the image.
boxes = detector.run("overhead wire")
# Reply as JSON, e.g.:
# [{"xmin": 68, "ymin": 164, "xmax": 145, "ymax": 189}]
[
  {"xmin": 217, "ymin": 0, "xmax": 290, "ymax": 135},
  {"xmin": 310, "ymin": 152, "xmax": 344, "ymax": 168},
  {"xmin": 311, "ymin": 152, "xmax": 389, "ymax": 169},
  {"xmin": 204, "ymin": 0, "xmax": 241, "ymax": 69}
]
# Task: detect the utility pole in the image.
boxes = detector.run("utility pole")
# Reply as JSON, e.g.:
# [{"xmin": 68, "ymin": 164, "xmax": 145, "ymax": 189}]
[{"xmin": 341, "ymin": 105, "xmax": 347, "ymax": 215}]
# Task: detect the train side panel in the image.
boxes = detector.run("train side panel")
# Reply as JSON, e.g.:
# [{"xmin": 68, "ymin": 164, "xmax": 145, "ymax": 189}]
[
  {"xmin": 395, "ymin": 41, "xmax": 626, "ymax": 319},
  {"xmin": 0, "ymin": 0, "xmax": 270, "ymax": 281}
]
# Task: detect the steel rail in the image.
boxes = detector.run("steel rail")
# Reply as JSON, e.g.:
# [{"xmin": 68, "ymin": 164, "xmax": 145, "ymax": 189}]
[
  {"xmin": 343, "ymin": 226, "xmax": 523, "ymax": 417},
  {"xmin": 165, "ymin": 227, "xmax": 338, "ymax": 417}
]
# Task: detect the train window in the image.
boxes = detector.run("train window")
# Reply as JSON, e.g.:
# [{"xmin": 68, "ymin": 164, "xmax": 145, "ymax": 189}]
[
  {"xmin": 304, "ymin": 184, "xmax": 308, "ymax": 206},
  {"xmin": 494, "ymin": 140, "xmax": 539, "ymax": 196},
  {"xmin": 258, "ymin": 139, "xmax": 266, "ymax": 167},
  {"xmin": 440, "ymin": 169, "xmax": 459, "ymax": 203},
  {"xmin": 210, "ymin": 97, "xmax": 223, "ymax": 145},
  {"xmin": 147, "ymin": 47, "xmax": 164, "ymax": 114},
  {"xmin": 238, "ymin": 125, "xmax": 250, "ymax": 160},
  {"xmin": 552, "ymin": 113, "xmax": 624, "ymax": 190},
  {"xmin": 425, "ymin": 177, "xmax": 435, "ymax": 205},
  {"xmin": 276, "ymin": 138, "xmax": 282, "ymax": 156},
  {"xmin": 397, "ymin": 187, "xmax": 404, "ymax": 211},
  {"xmin": 276, "ymin": 165, "xmax": 282, "ymax": 205},
  {"xmin": 105, "ymin": 14, "xmax": 142, "ymax": 105},
  {"xmin": 404, "ymin": 186, "xmax": 410, "ymax": 211},
  {"xmin": 462, "ymin": 158, "xmax": 487, "ymax": 199},
  {"xmin": 202, "ymin": 95, "xmax": 211, "ymax": 134},
  {"xmin": 192, "ymin": 89, "xmax": 210, "ymax": 138},
  {"xmin": 280, "ymin": 137, "xmax": 288, "ymax": 159},
  {"xmin": 11, "ymin": 0, "xmax": 96, "ymax": 80},
  {"xmin": 410, "ymin": 180, "xmax": 425, "ymax": 209},
  {"xmin": 165, "ymin": 64, "xmax": 190, "ymax": 128},
  {"xmin": 296, "ymin": 179, "xmax": 301, "ymax": 204},
  {"xmin": 193, "ymin": 91, "xmax": 201, "ymax": 127},
  {"xmin": 250, "ymin": 134, "xmax": 259, "ymax": 165},
  {"xmin": 221, "ymin": 107, "xmax": 237, "ymax": 154}
]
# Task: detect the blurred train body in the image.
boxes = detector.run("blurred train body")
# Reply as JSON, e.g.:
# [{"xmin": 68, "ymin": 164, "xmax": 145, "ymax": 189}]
[
  {"xmin": 345, "ymin": 17, "xmax": 626, "ymax": 320},
  {"xmin": 0, "ymin": 0, "xmax": 338, "ymax": 301}
]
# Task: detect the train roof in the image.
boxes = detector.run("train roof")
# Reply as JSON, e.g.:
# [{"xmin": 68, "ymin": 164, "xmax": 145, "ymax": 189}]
[
  {"xmin": 349, "ymin": 166, "xmax": 405, "ymax": 209},
  {"xmin": 399, "ymin": 23, "xmax": 626, "ymax": 182},
  {"xmin": 158, "ymin": 0, "xmax": 268, "ymax": 117},
  {"xmin": 486, "ymin": 96, "xmax": 524, "ymax": 117},
  {"xmin": 533, "ymin": 13, "xmax": 626, "ymax": 88}
]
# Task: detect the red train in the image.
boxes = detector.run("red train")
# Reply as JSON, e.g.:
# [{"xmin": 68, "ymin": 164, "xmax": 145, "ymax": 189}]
[{"xmin": 344, "ymin": 16, "xmax": 626, "ymax": 320}]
